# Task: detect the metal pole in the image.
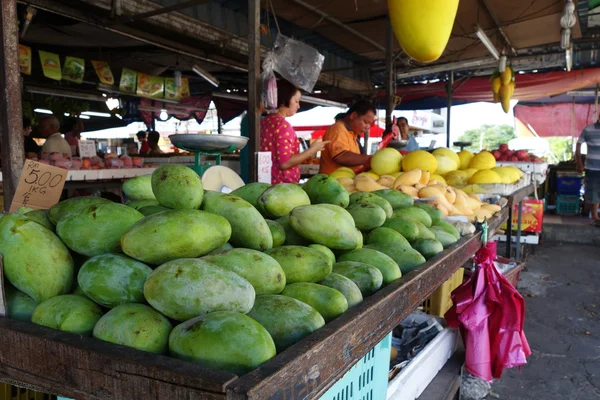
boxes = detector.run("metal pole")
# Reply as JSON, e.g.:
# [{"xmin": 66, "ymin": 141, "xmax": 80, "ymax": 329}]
[
  {"xmin": 0, "ymin": 0, "xmax": 24, "ymax": 211},
  {"xmin": 248, "ymin": 0, "xmax": 260, "ymax": 183},
  {"xmin": 506, "ymin": 205, "xmax": 513, "ymax": 258},
  {"xmin": 446, "ymin": 71, "xmax": 453, "ymax": 148},
  {"xmin": 385, "ymin": 19, "xmax": 394, "ymax": 133},
  {"xmin": 515, "ymin": 201, "xmax": 523, "ymax": 261},
  {"xmin": 217, "ymin": 107, "xmax": 223, "ymax": 134},
  {"xmin": 595, "ymin": 84, "xmax": 599, "ymax": 122}
]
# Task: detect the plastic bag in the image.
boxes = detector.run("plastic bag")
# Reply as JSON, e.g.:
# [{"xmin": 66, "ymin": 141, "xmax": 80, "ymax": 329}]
[
  {"xmin": 272, "ymin": 34, "xmax": 324, "ymax": 93},
  {"xmin": 261, "ymin": 53, "xmax": 278, "ymax": 111}
]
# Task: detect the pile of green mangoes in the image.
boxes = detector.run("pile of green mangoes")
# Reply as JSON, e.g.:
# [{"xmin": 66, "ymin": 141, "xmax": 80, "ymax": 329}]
[{"xmin": 0, "ymin": 169, "xmax": 461, "ymax": 375}]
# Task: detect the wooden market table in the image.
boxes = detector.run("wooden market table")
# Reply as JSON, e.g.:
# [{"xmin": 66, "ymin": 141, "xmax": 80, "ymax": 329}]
[
  {"xmin": 504, "ymin": 183, "xmax": 536, "ymax": 261},
  {"xmin": 0, "ymin": 208, "xmax": 508, "ymax": 400}
]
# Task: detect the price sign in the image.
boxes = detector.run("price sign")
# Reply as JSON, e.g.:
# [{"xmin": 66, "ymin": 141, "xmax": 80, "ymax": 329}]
[
  {"xmin": 257, "ymin": 152, "xmax": 272, "ymax": 184},
  {"xmin": 78, "ymin": 140, "xmax": 97, "ymax": 158},
  {"xmin": 9, "ymin": 160, "xmax": 68, "ymax": 212}
]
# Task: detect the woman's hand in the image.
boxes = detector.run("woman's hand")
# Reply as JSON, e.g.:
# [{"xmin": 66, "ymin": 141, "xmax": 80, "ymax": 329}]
[{"xmin": 309, "ymin": 139, "xmax": 330, "ymax": 154}]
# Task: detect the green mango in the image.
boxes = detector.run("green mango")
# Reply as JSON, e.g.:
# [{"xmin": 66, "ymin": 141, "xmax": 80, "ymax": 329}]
[
  {"xmin": 391, "ymin": 207, "xmax": 433, "ymax": 227},
  {"xmin": 302, "ymin": 174, "xmax": 349, "ymax": 208},
  {"xmin": 289, "ymin": 205, "xmax": 360, "ymax": 250},
  {"xmin": 49, "ymin": 196, "xmax": 110, "ymax": 225},
  {"xmin": 318, "ymin": 273, "xmax": 363, "ymax": 308},
  {"xmin": 248, "ymin": 295, "xmax": 325, "ymax": 352},
  {"xmin": 257, "ymin": 184, "xmax": 311, "ymax": 218},
  {"xmin": 308, "ymin": 244, "xmax": 336, "ymax": 266},
  {"xmin": 122, "ymin": 175, "xmax": 155, "ymax": 201},
  {"xmin": 412, "ymin": 238, "xmax": 444, "ymax": 260},
  {"xmin": 413, "ymin": 204, "xmax": 444, "ymax": 225},
  {"xmin": 125, "ymin": 199, "xmax": 160, "ymax": 210},
  {"xmin": 93, "ymin": 303, "xmax": 172, "ymax": 354},
  {"xmin": 434, "ymin": 220, "xmax": 461, "ymax": 239},
  {"xmin": 366, "ymin": 227, "xmax": 411, "ymax": 248},
  {"xmin": 364, "ymin": 243, "xmax": 426, "ymax": 275},
  {"xmin": 372, "ymin": 189, "xmax": 414, "ymax": 209},
  {"xmin": 282, "ymin": 283, "xmax": 348, "ymax": 322},
  {"xmin": 202, "ymin": 191, "xmax": 272, "ymax": 251},
  {"xmin": 208, "ymin": 242, "xmax": 235, "ymax": 254},
  {"xmin": 337, "ymin": 248, "xmax": 402, "ymax": 285},
  {"xmin": 121, "ymin": 210, "xmax": 231, "ymax": 265},
  {"xmin": 169, "ymin": 311, "xmax": 275, "ymax": 374},
  {"xmin": 382, "ymin": 217, "xmax": 420, "ymax": 242},
  {"xmin": 346, "ymin": 203, "xmax": 387, "ymax": 231},
  {"xmin": 276, "ymin": 215, "xmax": 311, "ymax": 246},
  {"xmin": 266, "ymin": 220, "xmax": 286, "ymax": 247},
  {"xmin": 265, "ymin": 246, "xmax": 332, "ymax": 284},
  {"xmin": 0, "ymin": 214, "xmax": 73, "ymax": 303},
  {"xmin": 78, "ymin": 254, "xmax": 153, "ymax": 308},
  {"xmin": 32, "ymin": 295, "xmax": 103, "ymax": 336},
  {"xmin": 5, "ymin": 284, "xmax": 37, "ymax": 322},
  {"xmin": 202, "ymin": 248, "xmax": 285, "ymax": 294},
  {"xmin": 138, "ymin": 204, "xmax": 171, "ymax": 216},
  {"xmin": 332, "ymin": 261, "xmax": 383, "ymax": 296},
  {"xmin": 409, "ymin": 219, "xmax": 437, "ymax": 241},
  {"xmin": 143, "ymin": 258, "xmax": 255, "ymax": 321},
  {"xmin": 22, "ymin": 209, "xmax": 55, "ymax": 231},
  {"xmin": 430, "ymin": 226, "xmax": 459, "ymax": 248},
  {"xmin": 349, "ymin": 192, "xmax": 393, "ymax": 218},
  {"xmin": 57, "ymin": 202, "xmax": 144, "ymax": 257},
  {"xmin": 151, "ymin": 164, "xmax": 203, "ymax": 209},
  {"xmin": 231, "ymin": 182, "xmax": 271, "ymax": 208}
]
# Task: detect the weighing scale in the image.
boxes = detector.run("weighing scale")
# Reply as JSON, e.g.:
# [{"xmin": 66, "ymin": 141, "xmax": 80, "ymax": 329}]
[{"xmin": 168, "ymin": 134, "xmax": 249, "ymax": 176}]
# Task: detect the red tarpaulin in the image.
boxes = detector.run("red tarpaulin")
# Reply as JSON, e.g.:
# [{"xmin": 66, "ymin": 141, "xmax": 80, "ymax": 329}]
[
  {"xmin": 514, "ymin": 103, "xmax": 597, "ymax": 137},
  {"xmin": 378, "ymin": 68, "xmax": 600, "ymax": 104},
  {"xmin": 310, "ymin": 124, "xmax": 385, "ymax": 140}
]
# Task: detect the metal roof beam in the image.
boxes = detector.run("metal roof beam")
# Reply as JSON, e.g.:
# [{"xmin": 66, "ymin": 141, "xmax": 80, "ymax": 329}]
[
  {"xmin": 115, "ymin": 0, "xmax": 209, "ymax": 23},
  {"xmin": 480, "ymin": 0, "xmax": 517, "ymax": 56}
]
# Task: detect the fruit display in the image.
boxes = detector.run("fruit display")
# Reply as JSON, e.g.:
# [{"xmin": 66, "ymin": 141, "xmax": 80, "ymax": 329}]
[
  {"xmin": 329, "ymin": 147, "xmax": 516, "ymax": 220},
  {"xmin": 489, "ymin": 143, "xmax": 546, "ymax": 163},
  {"xmin": 1, "ymin": 161, "xmax": 499, "ymax": 377},
  {"xmin": 34, "ymin": 152, "xmax": 147, "ymax": 170},
  {"xmin": 490, "ymin": 68, "xmax": 516, "ymax": 113}
]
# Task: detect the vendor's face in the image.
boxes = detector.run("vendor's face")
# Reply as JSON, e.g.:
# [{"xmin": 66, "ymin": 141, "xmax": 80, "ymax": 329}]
[
  {"xmin": 349, "ymin": 110, "xmax": 375, "ymax": 135},
  {"xmin": 398, "ymin": 119, "xmax": 409, "ymax": 136},
  {"xmin": 283, "ymin": 91, "xmax": 301, "ymax": 117}
]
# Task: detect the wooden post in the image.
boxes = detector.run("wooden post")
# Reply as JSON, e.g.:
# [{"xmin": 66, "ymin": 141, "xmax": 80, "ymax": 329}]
[
  {"xmin": 385, "ymin": 19, "xmax": 394, "ymax": 133},
  {"xmin": 247, "ymin": 0, "xmax": 260, "ymax": 183},
  {"xmin": 0, "ymin": 0, "xmax": 24, "ymax": 211},
  {"xmin": 446, "ymin": 71, "xmax": 453, "ymax": 148}
]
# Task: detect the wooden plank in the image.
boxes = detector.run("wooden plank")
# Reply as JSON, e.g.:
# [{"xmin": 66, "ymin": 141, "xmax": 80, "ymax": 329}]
[
  {"xmin": 247, "ymin": 0, "xmax": 260, "ymax": 183},
  {"xmin": 507, "ymin": 183, "xmax": 535, "ymax": 207},
  {"xmin": 0, "ymin": 318, "xmax": 236, "ymax": 399},
  {"xmin": 228, "ymin": 210, "xmax": 508, "ymax": 400},
  {"xmin": 0, "ymin": 0, "xmax": 24, "ymax": 211}
]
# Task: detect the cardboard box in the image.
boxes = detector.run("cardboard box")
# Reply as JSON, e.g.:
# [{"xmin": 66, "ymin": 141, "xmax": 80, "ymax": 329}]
[{"xmin": 501, "ymin": 198, "xmax": 544, "ymax": 233}]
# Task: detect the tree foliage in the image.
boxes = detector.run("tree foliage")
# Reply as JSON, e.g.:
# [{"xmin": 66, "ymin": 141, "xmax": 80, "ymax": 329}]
[{"xmin": 457, "ymin": 124, "xmax": 516, "ymax": 152}]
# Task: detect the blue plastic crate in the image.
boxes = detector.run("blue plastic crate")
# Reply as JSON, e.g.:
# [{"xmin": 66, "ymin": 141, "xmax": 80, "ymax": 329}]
[
  {"xmin": 556, "ymin": 195, "xmax": 580, "ymax": 215},
  {"xmin": 556, "ymin": 176, "xmax": 583, "ymax": 195},
  {"xmin": 319, "ymin": 333, "xmax": 391, "ymax": 400}
]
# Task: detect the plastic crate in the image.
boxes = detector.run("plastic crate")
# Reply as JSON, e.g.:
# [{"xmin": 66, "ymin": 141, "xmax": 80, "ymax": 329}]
[
  {"xmin": 0, "ymin": 382, "xmax": 54, "ymax": 400},
  {"xmin": 319, "ymin": 333, "xmax": 392, "ymax": 400},
  {"xmin": 422, "ymin": 268, "xmax": 464, "ymax": 317},
  {"xmin": 556, "ymin": 176, "xmax": 583, "ymax": 195},
  {"xmin": 556, "ymin": 194, "xmax": 580, "ymax": 215}
]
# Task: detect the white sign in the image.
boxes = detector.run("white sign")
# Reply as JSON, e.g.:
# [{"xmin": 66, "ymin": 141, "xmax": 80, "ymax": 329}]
[
  {"xmin": 9, "ymin": 160, "xmax": 68, "ymax": 212},
  {"xmin": 257, "ymin": 152, "xmax": 272, "ymax": 184},
  {"xmin": 78, "ymin": 140, "xmax": 97, "ymax": 158}
]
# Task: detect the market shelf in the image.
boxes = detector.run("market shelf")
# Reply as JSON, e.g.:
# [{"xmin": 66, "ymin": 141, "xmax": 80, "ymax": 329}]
[
  {"xmin": 0, "ymin": 168, "xmax": 156, "ymax": 183},
  {"xmin": 0, "ymin": 208, "xmax": 508, "ymax": 400}
]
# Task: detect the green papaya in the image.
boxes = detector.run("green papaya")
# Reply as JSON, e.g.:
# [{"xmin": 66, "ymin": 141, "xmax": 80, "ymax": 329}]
[
  {"xmin": 202, "ymin": 191, "xmax": 273, "ymax": 250},
  {"xmin": 349, "ymin": 192, "xmax": 393, "ymax": 218},
  {"xmin": 318, "ymin": 273, "xmax": 363, "ymax": 308},
  {"xmin": 332, "ymin": 261, "xmax": 383, "ymax": 296},
  {"xmin": 231, "ymin": 182, "xmax": 271, "ymax": 208},
  {"xmin": 289, "ymin": 205, "xmax": 359, "ymax": 250},
  {"xmin": 391, "ymin": 207, "xmax": 433, "ymax": 227},
  {"xmin": 337, "ymin": 248, "xmax": 402, "ymax": 285},
  {"xmin": 302, "ymin": 174, "xmax": 349, "ymax": 208},
  {"xmin": 151, "ymin": 164, "xmax": 203, "ymax": 209},
  {"xmin": 265, "ymin": 246, "xmax": 332, "ymax": 283},
  {"xmin": 412, "ymin": 238, "xmax": 444, "ymax": 260},
  {"xmin": 282, "ymin": 283, "xmax": 348, "ymax": 322},
  {"xmin": 346, "ymin": 203, "xmax": 387, "ymax": 231},
  {"xmin": 258, "ymin": 184, "xmax": 311, "ymax": 218},
  {"xmin": 413, "ymin": 204, "xmax": 444, "ymax": 225},
  {"xmin": 382, "ymin": 217, "xmax": 420, "ymax": 242},
  {"xmin": 364, "ymin": 243, "xmax": 426, "ymax": 274},
  {"xmin": 366, "ymin": 227, "xmax": 411, "ymax": 248},
  {"xmin": 121, "ymin": 210, "xmax": 231, "ymax": 265},
  {"xmin": 248, "ymin": 295, "xmax": 325, "ymax": 351},
  {"xmin": 266, "ymin": 220, "xmax": 286, "ymax": 247},
  {"xmin": 122, "ymin": 175, "xmax": 155, "ymax": 201},
  {"xmin": 48, "ymin": 196, "xmax": 110, "ymax": 225},
  {"xmin": 372, "ymin": 189, "xmax": 414, "ymax": 209},
  {"xmin": 202, "ymin": 248, "xmax": 286, "ymax": 294}
]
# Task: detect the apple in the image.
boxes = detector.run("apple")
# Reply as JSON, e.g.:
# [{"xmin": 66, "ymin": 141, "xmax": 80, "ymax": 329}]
[
  {"xmin": 492, "ymin": 150, "xmax": 502, "ymax": 160},
  {"xmin": 132, "ymin": 157, "xmax": 144, "ymax": 167},
  {"xmin": 515, "ymin": 150, "xmax": 529, "ymax": 160},
  {"xmin": 81, "ymin": 158, "xmax": 92, "ymax": 169},
  {"xmin": 499, "ymin": 144, "xmax": 509, "ymax": 153},
  {"xmin": 499, "ymin": 154, "xmax": 509, "ymax": 161},
  {"xmin": 71, "ymin": 157, "xmax": 82, "ymax": 170},
  {"xmin": 509, "ymin": 156, "xmax": 519, "ymax": 162},
  {"xmin": 505, "ymin": 150, "xmax": 515, "ymax": 158}
]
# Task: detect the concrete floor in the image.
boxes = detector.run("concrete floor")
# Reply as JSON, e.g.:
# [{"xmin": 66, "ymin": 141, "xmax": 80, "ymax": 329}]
[{"xmin": 490, "ymin": 242, "xmax": 600, "ymax": 400}]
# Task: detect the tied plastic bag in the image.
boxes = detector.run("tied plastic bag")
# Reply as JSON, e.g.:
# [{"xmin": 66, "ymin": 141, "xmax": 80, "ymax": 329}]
[
  {"xmin": 272, "ymin": 34, "xmax": 324, "ymax": 93},
  {"xmin": 261, "ymin": 53, "xmax": 278, "ymax": 111}
]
